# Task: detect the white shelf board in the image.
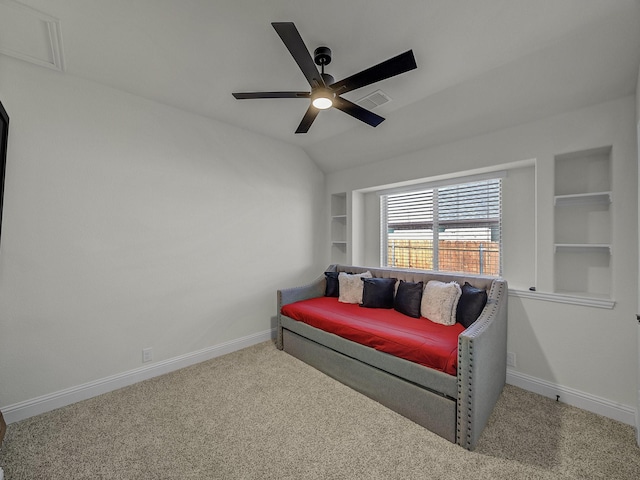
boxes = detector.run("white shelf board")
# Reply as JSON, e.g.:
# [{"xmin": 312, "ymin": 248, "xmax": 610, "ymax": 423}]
[
  {"xmin": 554, "ymin": 243, "xmax": 611, "ymax": 254},
  {"xmin": 509, "ymin": 289, "xmax": 615, "ymax": 309},
  {"xmin": 554, "ymin": 191, "xmax": 611, "ymax": 206}
]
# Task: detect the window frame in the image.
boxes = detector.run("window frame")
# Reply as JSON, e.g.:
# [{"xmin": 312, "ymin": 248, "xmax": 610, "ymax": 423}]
[{"xmin": 379, "ymin": 173, "xmax": 504, "ymax": 276}]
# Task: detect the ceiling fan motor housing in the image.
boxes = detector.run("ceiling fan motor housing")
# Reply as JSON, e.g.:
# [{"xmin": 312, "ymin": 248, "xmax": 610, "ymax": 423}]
[
  {"xmin": 314, "ymin": 46, "xmax": 332, "ymax": 66},
  {"xmin": 321, "ymin": 73, "xmax": 335, "ymax": 86}
]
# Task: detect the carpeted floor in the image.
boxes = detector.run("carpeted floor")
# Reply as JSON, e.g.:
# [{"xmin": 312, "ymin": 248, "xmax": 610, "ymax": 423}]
[{"xmin": 1, "ymin": 341, "xmax": 638, "ymax": 479}]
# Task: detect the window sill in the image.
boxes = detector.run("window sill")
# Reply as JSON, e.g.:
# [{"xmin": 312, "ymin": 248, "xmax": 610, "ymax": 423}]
[{"xmin": 508, "ymin": 289, "xmax": 615, "ymax": 309}]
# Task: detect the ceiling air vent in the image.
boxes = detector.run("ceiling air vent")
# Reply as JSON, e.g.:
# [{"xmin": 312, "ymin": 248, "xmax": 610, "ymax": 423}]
[{"xmin": 356, "ymin": 89, "xmax": 391, "ymax": 110}]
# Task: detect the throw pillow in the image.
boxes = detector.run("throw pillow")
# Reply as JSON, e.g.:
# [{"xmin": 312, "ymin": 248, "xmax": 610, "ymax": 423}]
[
  {"xmin": 324, "ymin": 271, "xmax": 340, "ymax": 297},
  {"xmin": 456, "ymin": 282, "xmax": 488, "ymax": 328},
  {"xmin": 338, "ymin": 271, "xmax": 372, "ymax": 304},
  {"xmin": 394, "ymin": 280, "xmax": 424, "ymax": 318},
  {"xmin": 421, "ymin": 280, "xmax": 462, "ymax": 326},
  {"xmin": 361, "ymin": 277, "xmax": 397, "ymax": 309}
]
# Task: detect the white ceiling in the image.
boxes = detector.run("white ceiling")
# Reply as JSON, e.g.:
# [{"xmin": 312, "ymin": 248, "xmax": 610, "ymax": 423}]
[{"xmin": 3, "ymin": 0, "xmax": 640, "ymax": 172}]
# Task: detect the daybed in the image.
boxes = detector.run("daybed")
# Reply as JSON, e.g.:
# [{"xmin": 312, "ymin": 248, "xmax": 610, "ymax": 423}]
[{"xmin": 277, "ymin": 264, "xmax": 508, "ymax": 450}]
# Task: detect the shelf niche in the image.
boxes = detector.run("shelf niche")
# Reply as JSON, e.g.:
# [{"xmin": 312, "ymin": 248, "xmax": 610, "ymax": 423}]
[
  {"xmin": 553, "ymin": 146, "xmax": 612, "ymax": 299},
  {"xmin": 330, "ymin": 193, "xmax": 348, "ymax": 264}
]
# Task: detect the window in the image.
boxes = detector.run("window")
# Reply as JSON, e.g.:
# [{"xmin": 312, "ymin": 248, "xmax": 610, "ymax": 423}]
[{"xmin": 381, "ymin": 178, "xmax": 502, "ymax": 276}]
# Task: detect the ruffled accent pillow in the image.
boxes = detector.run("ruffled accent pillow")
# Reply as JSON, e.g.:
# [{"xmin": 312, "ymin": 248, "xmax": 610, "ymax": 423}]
[
  {"xmin": 338, "ymin": 271, "xmax": 372, "ymax": 304},
  {"xmin": 421, "ymin": 280, "xmax": 462, "ymax": 325}
]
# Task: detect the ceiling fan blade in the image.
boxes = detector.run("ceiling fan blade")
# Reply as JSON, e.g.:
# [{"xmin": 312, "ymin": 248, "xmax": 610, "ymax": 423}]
[
  {"xmin": 295, "ymin": 105, "xmax": 320, "ymax": 134},
  {"xmin": 329, "ymin": 50, "xmax": 417, "ymax": 95},
  {"xmin": 333, "ymin": 96, "xmax": 385, "ymax": 127},
  {"xmin": 272, "ymin": 22, "xmax": 325, "ymax": 89},
  {"xmin": 232, "ymin": 92, "xmax": 310, "ymax": 99}
]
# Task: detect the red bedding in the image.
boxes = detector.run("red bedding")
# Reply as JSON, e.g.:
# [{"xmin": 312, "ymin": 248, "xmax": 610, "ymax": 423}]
[{"xmin": 281, "ymin": 296, "xmax": 464, "ymax": 375}]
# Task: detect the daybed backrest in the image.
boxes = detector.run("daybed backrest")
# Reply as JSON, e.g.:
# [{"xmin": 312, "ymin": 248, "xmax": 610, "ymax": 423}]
[{"xmin": 329, "ymin": 264, "xmax": 496, "ymax": 293}]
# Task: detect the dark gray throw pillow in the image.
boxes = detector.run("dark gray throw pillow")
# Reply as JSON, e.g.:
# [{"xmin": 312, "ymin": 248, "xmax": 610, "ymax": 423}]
[
  {"xmin": 394, "ymin": 280, "xmax": 424, "ymax": 318},
  {"xmin": 360, "ymin": 277, "xmax": 397, "ymax": 309},
  {"xmin": 324, "ymin": 271, "xmax": 340, "ymax": 297},
  {"xmin": 456, "ymin": 282, "xmax": 488, "ymax": 328}
]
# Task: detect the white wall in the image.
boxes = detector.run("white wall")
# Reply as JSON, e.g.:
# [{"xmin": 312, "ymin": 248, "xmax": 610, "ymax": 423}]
[
  {"xmin": 0, "ymin": 56, "xmax": 326, "ymax": 411},
  {"xmin": 327, "ymin": 96, "xmax": 638, "ymax": 419}
]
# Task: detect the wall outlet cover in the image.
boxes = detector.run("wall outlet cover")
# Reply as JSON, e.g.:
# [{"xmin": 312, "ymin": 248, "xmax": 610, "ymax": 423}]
[{"xmin": 142, "ymin": 348, "xmax": 153, "ymax": 363}]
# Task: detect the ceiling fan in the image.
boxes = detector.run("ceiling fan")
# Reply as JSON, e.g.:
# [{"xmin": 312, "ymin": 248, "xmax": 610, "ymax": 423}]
[{"xmin": 232, "ymin": 22, "xmax": 417, "ymax": 134}]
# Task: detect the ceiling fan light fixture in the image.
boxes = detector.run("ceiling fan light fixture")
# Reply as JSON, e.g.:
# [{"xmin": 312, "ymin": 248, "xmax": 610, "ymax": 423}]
[
  {"xmin": 232, "ymin": 23, "xmax": 417, "ymax": 133},
  {"xmin": 311, "ymin": 89, "xmax": 334, "ymax": 110}
]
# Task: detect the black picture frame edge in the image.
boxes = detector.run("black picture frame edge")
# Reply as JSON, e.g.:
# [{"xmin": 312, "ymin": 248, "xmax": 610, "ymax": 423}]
[{"xmin": 0, "ymin": 100, "xmax": 9, "ymax": 249}]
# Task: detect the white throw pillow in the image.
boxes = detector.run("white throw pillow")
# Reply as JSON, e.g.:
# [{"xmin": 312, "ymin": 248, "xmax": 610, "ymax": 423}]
[
  {"xmin": 338, "ymin": 271, "xmax": 372, "ymax": 304},
  {"xmin": 421, "ymin": 280, "xmax": 462, "ymax": 325}
]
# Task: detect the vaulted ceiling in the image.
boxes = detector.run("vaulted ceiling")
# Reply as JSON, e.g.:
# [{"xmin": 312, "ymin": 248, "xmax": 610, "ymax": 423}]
[{"xmin": 2, "ymin": 0, "xmax": 640, "ymax": 172}]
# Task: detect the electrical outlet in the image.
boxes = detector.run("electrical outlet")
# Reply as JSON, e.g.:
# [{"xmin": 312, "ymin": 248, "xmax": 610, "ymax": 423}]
[
  {"xmin": 506, "ymin": 351, "xmax": 516, "ymax": 368},
  {"xmin": 142, "ymin": 347, "xmax": 153, "ymax": 363}
]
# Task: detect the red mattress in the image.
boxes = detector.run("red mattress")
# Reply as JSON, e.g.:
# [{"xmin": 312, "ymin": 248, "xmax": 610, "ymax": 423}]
[{"xmin": 281, "ymin": 296, "xmax": 464, "ymax": 375}]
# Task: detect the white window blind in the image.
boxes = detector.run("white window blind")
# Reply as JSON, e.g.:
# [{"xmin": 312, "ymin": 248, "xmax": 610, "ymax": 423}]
[{"xmin": 381, "ymin": 178, "xmax": 502, "ymax": 276}]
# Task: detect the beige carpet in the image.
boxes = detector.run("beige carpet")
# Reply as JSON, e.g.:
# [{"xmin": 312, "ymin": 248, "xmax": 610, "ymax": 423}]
[{"xmin": 1, "ymin": 341, "xmax": 638, "ymax": 479}]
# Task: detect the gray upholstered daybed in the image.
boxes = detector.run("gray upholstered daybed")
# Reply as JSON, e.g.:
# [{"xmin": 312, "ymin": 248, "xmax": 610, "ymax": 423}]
[{"xmin": 277, "ymin": 264, "xmax": 508, "ymax": 450}]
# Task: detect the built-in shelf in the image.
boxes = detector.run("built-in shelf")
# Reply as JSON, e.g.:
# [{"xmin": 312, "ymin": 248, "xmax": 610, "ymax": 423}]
[
  {"xmin": 553, "ymin": 146, "xmax": 612, "ymax": 299},
  {"xmin": 330, "ymin": 193, "xmax": 348, "ymax": 264},
  {"xmin": 331, "ymin": 214, "xmax": 347, "ymax": 243},
  {"xmin": 331, "ymin": 193, "xmax": 346, "ymax": 216}
]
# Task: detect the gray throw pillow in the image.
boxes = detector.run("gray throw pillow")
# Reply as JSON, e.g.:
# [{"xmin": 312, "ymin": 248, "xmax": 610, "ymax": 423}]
[
  {"xmin": 360, "ymin": 277, "xmax": 397, "ymax": 309},
  {"xmin": 394, "ymin": 280, "xmax": 424, "ymax": 318},
  {"xmin": 324, "ymin": 271, "xmax": 340, "ymax": 297},
  {"xmin": 456, "ymin": 282, "xmax": 488, "ymax": 328}
]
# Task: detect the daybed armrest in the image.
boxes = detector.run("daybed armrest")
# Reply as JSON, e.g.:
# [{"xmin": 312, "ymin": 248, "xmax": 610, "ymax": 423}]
[
  {"xmin": 278, "ymin": 276, "xmax": 326, "ymax": 307},
  {"xmin": 276, "ymin": 265, "xmax": 336, "ymax": 349},
  {"xmin": 456, "ymin": 279, "xmax": 508, "ymax": 450}
]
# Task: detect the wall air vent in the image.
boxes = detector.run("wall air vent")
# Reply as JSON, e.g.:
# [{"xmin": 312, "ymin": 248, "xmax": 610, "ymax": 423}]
[{"xmin": 356, "ymin": 89, "xmax": 391, "ymax": 110}]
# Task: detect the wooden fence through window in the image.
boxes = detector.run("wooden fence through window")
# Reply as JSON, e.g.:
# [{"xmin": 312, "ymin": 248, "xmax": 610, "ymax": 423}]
[{"xmin": 387, "ymin": 239, "xmax": 500, "ymax": 275}]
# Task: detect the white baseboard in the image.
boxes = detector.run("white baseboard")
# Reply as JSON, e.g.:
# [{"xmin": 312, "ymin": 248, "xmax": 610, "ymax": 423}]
[
  {"xmin": 507, "ymin": 369, "xmax": 636, "ymax": 426},
  {"xmin": 637, "ymin": 390, "xmax": 640, "ymax": 445},
  {"xmin": 2, "ymin": 329, "xmax": 276, "ymax": 424},
  {"xmin": 4, "ymin": 337, "xmax": 635, "ymax": 431}
]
